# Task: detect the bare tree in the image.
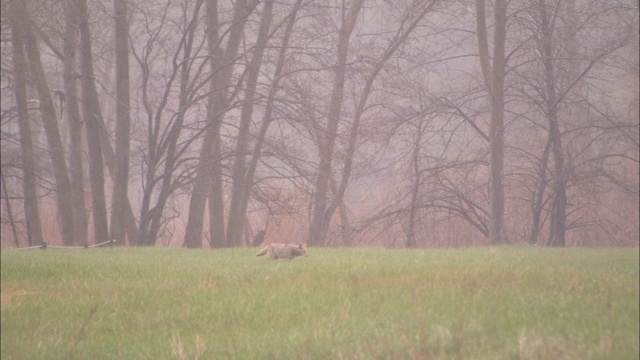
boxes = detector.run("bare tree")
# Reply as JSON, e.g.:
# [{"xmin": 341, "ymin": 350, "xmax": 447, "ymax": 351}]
[
  {"xmin": 537, "ymin": 0, "xmax": 567, "ymax": 246},
  {"xmin": 13, "ymin": 0, "xmax": 76, "ymax": 245},
  {"xmin": 184, "ymin": 0, "xmax": 255, "ymax": 248},
  {"xmin": 307, "ymin": 0, "xmax": 364, "ymax": 246},
  {"xmin": 130, "ymin": 0, "xmax": 208, "ymax": 246},
  {"xmin": 204, "ymin": 0, "xmax": 227, "ymax": 249},
  {"xmin": 226, "ymin": 0, "xmax": 275, "ymax": 247},
  {"xmin": 1, "ymin": 0, "xmax": 636, "ymax": 249},
  {"xmin": 0, "ymin": 168, "xmax": 20, "ymax": 246},
  {"xmin": 307, "ymin": 0, "xmax": 437, "ymax": 246},
  {"xmin": 476, "ymin": 0, "xmax": 507, "ymax": 244},
  {"xmin": 110, "ymin": 0, "xmax": 131, "ymax": 246},
  {"xmin": 9, "ymin": 4, "xmax": 43, "ymax": 246},
  {"xmin": 236, "ymin": 0, "xmax": 304, "ymax": 246},
  {"xmin": 63, "ymin": 0, "xmax": 88, "ymax": 246},
  {"xmin": 78, "ymin": 0, "xmax": 109, "ymax": 245},
  {"xmin": 512, "ymin": 0, "xmax": 635, "ymax": 246},
  {"xmin": 327, "ymin": 1, "xmax": 438, "ymax": 247},
  {"xmin": 405, "ymin": 120, "xmax": 425, "ymax": 248}
]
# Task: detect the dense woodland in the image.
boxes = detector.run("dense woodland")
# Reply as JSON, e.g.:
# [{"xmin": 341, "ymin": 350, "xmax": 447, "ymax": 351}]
[{"xmin": 1, "ymin": 0, "xmax": 638, "ymax": 248}]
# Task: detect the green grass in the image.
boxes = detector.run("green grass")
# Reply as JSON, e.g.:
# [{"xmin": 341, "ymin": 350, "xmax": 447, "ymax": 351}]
[{"xmin": 1, "ymin": 246, "xmax": 638, "ymax": 359}]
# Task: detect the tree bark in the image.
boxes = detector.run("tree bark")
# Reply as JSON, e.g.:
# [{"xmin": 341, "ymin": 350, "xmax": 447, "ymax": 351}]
[
  {"xmin": 9, "ymin": 5, "xmax": 44, "ymax": 246},
  {"xmin": 538, "ymin": 0, "xmax": 566, "ymax": 246},
  {"xmin": 1, "ymin": 169, "xmax": 21, "ymax": 246},
  {"xmin": 226, "ymin": 0, "xmax": 274, "ymax": 247},
  {"xmin": 310, "ymin": 0, "xmax": 435, "ymax": 246},
  {"xmin": 15, "ymin": 0, "xmax": 76, "ymax": 245},
  {"xmin": 184, "ymin": 0, "xmax": 251, "ymax": 248},
  {"xmin": 77, "ymin": 0, "xmax": 109, "ymax": 245},
  {"xmin": 110, "ymin": 0, "xmax": 131, "ymax": 246},
  {"xmin": 307, "ymin": 0, "xmax": 365, "ymax": 246},
  {"xmin": 96, "ymin": 114, "xmax": 140, "ymax": 244},
  {"xmin": 238, "ymin": 0, "xmax": 304, "ymax": 246},
  {"xmin": 406, "ymin": 125, "xmax": 423, "ymax": 248},
  {"xmin": 328, "ymin": 173, "xmax": 352, "ymax": 246},
  {"xmin": 204, "ymin": 0, "xmax": 226, "ymax": 248},
  {"xmin": 476, "ymin": 0, "xmax": 507, "ymax": 245},
  {"xmin": 529, "ymin": 137, "xmax": 551, "ymax": 244},
  {"xmin": 145, "ymin": 0, "xmax": 205, "ymax": 246},
  {"xmin": 63, "ymin": 0, "xmax": 88, "ymax": 246}
]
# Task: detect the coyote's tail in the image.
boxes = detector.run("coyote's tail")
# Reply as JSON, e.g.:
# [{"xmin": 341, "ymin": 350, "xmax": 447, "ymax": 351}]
[{"xmin": 256, "ymin": 246, "xmax": 269, "ymax": 256}]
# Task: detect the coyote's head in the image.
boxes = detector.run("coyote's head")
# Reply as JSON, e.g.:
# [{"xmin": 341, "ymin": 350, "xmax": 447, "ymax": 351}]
[{"xmin": 293, "ymin": 243, "xmax": 308, "ymax": 257}]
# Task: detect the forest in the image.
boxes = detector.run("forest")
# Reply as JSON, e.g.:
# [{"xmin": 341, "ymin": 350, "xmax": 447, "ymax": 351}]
[{"xmin": 1, "ymin": 0, "xmax": 638, "ymax": 248}]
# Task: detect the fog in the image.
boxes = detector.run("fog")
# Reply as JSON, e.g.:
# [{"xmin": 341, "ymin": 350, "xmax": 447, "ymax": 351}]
[{"xmin": 1, "ymin": 0, "xmax": 638, "ymax": 248}]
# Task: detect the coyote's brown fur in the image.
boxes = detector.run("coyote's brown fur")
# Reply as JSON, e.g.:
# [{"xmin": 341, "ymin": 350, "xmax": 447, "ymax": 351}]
[{"xmin": 256, "ymin": 243, "xmax": 308, "ymax": 260}]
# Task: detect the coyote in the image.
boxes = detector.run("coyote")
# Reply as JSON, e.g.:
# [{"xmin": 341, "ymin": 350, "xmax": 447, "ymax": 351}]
[{"xmin": 256, "ymin": 243, "xmax": 308, "ymax": 260}]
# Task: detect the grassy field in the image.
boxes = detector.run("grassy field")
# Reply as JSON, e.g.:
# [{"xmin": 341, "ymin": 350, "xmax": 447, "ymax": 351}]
[{"xmin": 1, "ymin": 246, "xmax": 638, "ymax": 359}]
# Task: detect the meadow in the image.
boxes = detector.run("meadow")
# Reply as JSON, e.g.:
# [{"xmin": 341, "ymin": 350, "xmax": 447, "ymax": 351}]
[{"xmin": 1, "ymin": 246, "xmax": 638, "ymax": 359}]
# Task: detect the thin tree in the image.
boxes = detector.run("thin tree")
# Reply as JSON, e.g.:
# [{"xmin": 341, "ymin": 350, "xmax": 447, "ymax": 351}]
[
  {"xmin": 1, "ymin": 168, "xmax": 21, "ymax": 246},
  {"xmin": 226, "ymin": 0, "xmax": 275, "ymax": 247},
  {"xmin": 9, "ymin": 4, "xmax": 43, "ymax": 246},
  {"xmin": 63, "ymin": 0, "xmax": 88, "ymax": 246},
  {"xmin": 133, "ymin": 0, "xmax": 208, "ymax": 246},
  {"xmin": 204, "ymin": 0, "xmax": 227, "ymax": 249},
  {"xmin": 537, "ymin": 0, "xmax": 566, "ymax": 246},
  {"xmin": 308, "ymin": 0, "xmax": 436, "ymax": 246},
  {"xmin": 326, "ymin": 0, "xmax": 438, "ymax": 247},
  {"xmin": 514, "ymin": 0, "xmax": 634, "ymax": 246},
  {"xmin": 14, "ymin": 0, "xmax": 76, "ymax": 245},
  {"xmin": 184, "ymin": 0, "xmax": 254, "ymax": 248},
  {"xmin": 307, "ymin": 0, "xmax": 365, "ymax": 246},
  {"xmin": 476, "ymin": 0, "xmax": 507, "ymax": 244},
  {"xmin": 77, "ymin": 0, "xmax": 109, "ymax": 245},
  {"xmin": 110, "ymin": 0, "xmax": 131, "ymax": 246},
  {"xmin": 237, "ymin": 0, "xmax": 304, "ymax": 247}
]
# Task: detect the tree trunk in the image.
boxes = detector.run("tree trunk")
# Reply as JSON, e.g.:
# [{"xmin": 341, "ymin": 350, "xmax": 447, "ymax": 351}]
[
  {"xmin": 77, "ymin": 0, "xmax": 109, "ymax": 245},
  {"xmin": 94, "ymin": 113, "xmax": 140, "ymax": 244},
  {"xmin": 9, "ymin": 6, "xmax": 44, "ymax": 246},
  {"xmin": 406, "ymin": 125, "xmax": 423, "ymax": 248},
  {"xmin": 146, "ymin": 0, "xmax": 205, "ymax": 246},
  {"xmin": 184, "ymin": 0, "xmax": 250, "ymax": 248},
  {"xmin": 1, "ymin": 169, "xmax": 21, "ymax": 246},
  {"xmin": 338, "ymin": 199, "xmax": 352, "ymax": 246},
  {"xmin": 15, "ymin": 0, "xmax": 76, "ymax": 245},
  {"xmin": 312, "ymin": 0, "xmax": 435, "ymax": 246},
  {"xmin": 201, "ymin": 0, "xmax": 227, "ymax": 249},
  {"xmin": 239, "ymin": 0, "xmax": 303, "ymax": 245},
  {"xmin": 328, "ymin": 173, "xmax": 352, "ymax": 246},
  {"xmin": 538, "ymin": 0, "xmax": 566, "ymax": 246},
  {"xmin": 307, "ymin": 0, "xmax": 364, "ymax": 246},
  {"xmin": 63, "ymin": 0, "xmax": 88, "ymax": 246},
  {"xmin": 110, "ymin": 0, "xmax": 131, "ymax": 246},
  {"xmin": 226, "ymin": 0, "xmax": 274, "ymax": 247},
  {"xmin": 476, "ymin": 0, "xmax": 507, "ymax": 245},
  {"xmin": 529, "ymin": 137, "xmax": 551, "ymax": 244}
]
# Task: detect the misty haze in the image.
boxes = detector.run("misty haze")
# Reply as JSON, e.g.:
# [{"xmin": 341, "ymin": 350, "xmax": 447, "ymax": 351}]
[
  {"xmin": 1, "ymin": 0, "xmax": 638, "ymax": 358},
  {"xmin": 1, "ymin": 1, "xmax": 638, "ymax": 249}
]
